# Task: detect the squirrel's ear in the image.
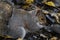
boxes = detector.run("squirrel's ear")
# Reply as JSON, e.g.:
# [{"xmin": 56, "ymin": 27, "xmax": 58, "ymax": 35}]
[{"xmin": 17, "ymin": 38, "xmax": 23, "ymax": 40}]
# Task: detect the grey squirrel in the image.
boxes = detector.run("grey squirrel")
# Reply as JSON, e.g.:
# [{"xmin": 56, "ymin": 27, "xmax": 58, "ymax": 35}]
[{"xmin": 8, "ymin": 8, "xmax": 41, "ymax": 39}]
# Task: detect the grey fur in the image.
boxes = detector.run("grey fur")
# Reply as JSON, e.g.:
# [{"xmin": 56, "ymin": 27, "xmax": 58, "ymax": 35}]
[{"xmin": 8, "ymin": 9, "xmax": 41, "ymax": 38}]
